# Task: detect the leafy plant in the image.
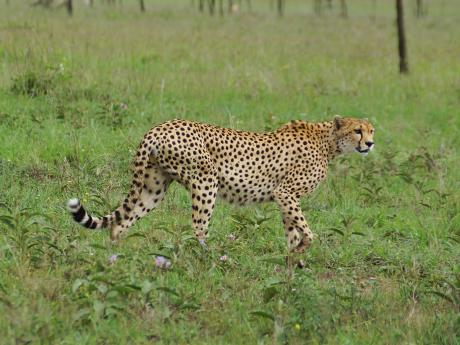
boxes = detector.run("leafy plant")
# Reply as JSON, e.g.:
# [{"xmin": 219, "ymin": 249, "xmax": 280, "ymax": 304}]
[
  {"xmin": 10, "ymin": 63, "xmax": 71, "ymax": 98},
  {"xmin": 0, "ymin": 201, "xmax": 50, "ymax": 266}
]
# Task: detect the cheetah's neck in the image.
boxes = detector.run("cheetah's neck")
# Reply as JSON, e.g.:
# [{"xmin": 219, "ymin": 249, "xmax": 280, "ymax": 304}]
[
  {"xmin": 282, "ymin": 120, "xmax": 339, "ymax": 161},
  {"xmin": 310, "ymin": 121, "xmax": 340, "ymax": 162}
]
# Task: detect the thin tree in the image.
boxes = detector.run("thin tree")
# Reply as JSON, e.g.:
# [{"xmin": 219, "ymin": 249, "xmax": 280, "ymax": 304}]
[
  {"xmin": 340, "ymin": 0, "xmax": 347, "ymax": 18},
  {"xmin": 66, "ymin": 0, "xmax": 72, "ymax": 15},
  {"xmin": 199, "ymin": 0, "xmax": 204, "ymax": 12},
  {"xmin": 415, "ymin": 0, "xmax": 425, "ymax": 17},
  {"xmin": 209, "ymin": 0, "xmax": 216, "ymax": 15},
  {"xmin": 31, "ymin": 0, "xmax": 53, "ymax": 8},
  {"xmin": 140, "ymin": 0, "xmax": 145, "ymax": 12},
  {"xmin": 314, "ymin": 0, "xmax": 322, "ymax": 15},
  {"xmin": 371, "ymin": 0, "xmax": 377, "ymax": 21},
  {"xmin": 228, "ymin": 0, "xmax": 233, "ymax": 13},
  {"xmin": 277, "ymin": 0, "xmax": 284, "ymax": 16},
  {"xmin": 396, "ymin": 0, "xmax": 409, "ymax": 73},
  {"xmin": 246, "ymin": 0, "xmax": 252, "ymax": 12},
  {"xmin": 219, "ymin": 0, "xmax": 224, "ymax": 16}
]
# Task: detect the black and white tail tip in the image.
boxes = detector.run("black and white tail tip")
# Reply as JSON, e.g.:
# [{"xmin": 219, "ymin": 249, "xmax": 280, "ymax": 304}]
[{"xmin": 67, "ymin": 198, "xmax": 97, "ymax": 229}]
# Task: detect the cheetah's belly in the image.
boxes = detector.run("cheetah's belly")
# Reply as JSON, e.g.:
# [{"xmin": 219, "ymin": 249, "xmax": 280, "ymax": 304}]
[
  {"xmin": 216, "ymin": 177, "xmax": 276, "ymax": 205},
  {"xmin": 214, "ymin": 163, "xmax": 281, "ymax": 205}
]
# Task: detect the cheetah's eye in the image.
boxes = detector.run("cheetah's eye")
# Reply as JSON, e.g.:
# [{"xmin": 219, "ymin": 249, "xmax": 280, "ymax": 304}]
[
  {"xmin": 354, "ymin": 129, "xmax": 362, "ymax": 135},
  {"xmin": 371, "ymin": 129, "xmax": 375, "ymax": 134}
]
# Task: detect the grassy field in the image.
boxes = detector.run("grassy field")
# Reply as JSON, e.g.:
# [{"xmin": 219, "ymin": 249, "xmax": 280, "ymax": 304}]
[{"xmin": 0, "ymin": 1, "xmax": 459, "ymax": 344}]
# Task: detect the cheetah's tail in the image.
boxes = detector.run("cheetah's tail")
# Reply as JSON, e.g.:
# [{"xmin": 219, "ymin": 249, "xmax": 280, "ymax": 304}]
[{"xmin": 67, "ymin": 198, "xmax": 117, "ymax": 230}]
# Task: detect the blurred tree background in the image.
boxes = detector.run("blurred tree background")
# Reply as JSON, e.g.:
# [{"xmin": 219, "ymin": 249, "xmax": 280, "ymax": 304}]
[{"xmin": 17, "ymin": 0, "xmax": 454, "ymax": 74}]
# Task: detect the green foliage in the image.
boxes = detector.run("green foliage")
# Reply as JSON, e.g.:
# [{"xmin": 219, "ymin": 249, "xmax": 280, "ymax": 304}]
[
  {"xmin": 10, "ymin": 64, "xmax": 71, "ymax": 98},
  {"xmin": 0, "ymin": 1, "xmax": 459, "ymax": 344},
  {"xmin": 10, "ymin": 70, "xmax": 55, "ymax": 97}
]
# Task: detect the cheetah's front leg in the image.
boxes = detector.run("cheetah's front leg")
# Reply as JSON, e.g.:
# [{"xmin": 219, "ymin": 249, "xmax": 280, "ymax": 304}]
[
  {"xmin": 190, "ymin": 172, "xmax": 218, "ymax": 247},
  {"xmin": 273, "ymin": 187, "xmax": 314, "ymax": 253}
]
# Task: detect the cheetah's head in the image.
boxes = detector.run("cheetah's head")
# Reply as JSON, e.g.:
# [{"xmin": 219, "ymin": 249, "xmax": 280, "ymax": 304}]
[{"xmin": 333, "ymin": 116, "xmax": 375, "ymax": 156}]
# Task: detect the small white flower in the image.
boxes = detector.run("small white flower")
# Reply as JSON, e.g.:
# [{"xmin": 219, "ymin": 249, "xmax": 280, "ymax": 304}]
[
  {"xmin": 219, "ymin": 255, "xmax": 228, "ymax": 263},
  {"xmin": 154, "ymin": 256, "xmax": 171, "ymax": 269},
  {"xmin": 227, "ymin": 234, "xmax": 236, "ymax": 241},
  {"xmin": 108, "ymin": 254, "xmax": 118, "ymax": 264}
]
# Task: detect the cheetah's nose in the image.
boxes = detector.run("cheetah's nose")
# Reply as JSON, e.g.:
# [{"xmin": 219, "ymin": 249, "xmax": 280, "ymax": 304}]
[{"xmin": 365, "ymin": 141, "xmax": 374, "ymax": 148}]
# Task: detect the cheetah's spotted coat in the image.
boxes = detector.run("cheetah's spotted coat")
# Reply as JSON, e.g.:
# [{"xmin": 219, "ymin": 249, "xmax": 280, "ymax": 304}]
[{"xmin": 68, "ymin": 116, "xmax": 375, "ymax": 252}]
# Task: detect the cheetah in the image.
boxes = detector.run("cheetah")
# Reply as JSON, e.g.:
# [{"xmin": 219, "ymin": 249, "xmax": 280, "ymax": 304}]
[{"xmin": 67, "ymin": 116, "xmax": 375, "ymax": 253}]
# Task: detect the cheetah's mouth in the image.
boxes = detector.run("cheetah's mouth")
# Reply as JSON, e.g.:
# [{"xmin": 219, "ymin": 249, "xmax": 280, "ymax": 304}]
[{"xmin": 355, "ymin": 147, "xmax": 369, "ymax": 155}]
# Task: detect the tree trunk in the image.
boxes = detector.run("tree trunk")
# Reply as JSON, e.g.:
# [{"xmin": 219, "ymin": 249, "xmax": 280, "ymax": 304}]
[
  {"xmin": 277, "ymin": 0, "xmax": 283, "ymax": 16},
  {"xmin": 219, "ymin": 0, "xmax": 224, "ymax": 16},
  {"xmin": 66, "ymin": 0, "xmax": 73, "ymax": 15},
  {"xmin": 246, "ymin": 0, "xmax": 252, "ymax": 12},
  {"xmin": 371, "ymin": 0, "xmax": 376, "ymax": 21},
  {"xmin": 415, "ymin": 0, "xmax": 424, "ymax": 17},
  {"xmin": 340, "ymin": 0, "xmax": 347, "ymax": 18},
  {"xmin": 199, "ymin": 0, "xmax": 204, "ymax": 12},
  {"xmin": 228, "ymin": 0, "xmax": 233, "ymax": 13},
  {"xmin": 209, "ymin": 0, "xmax": 215, "ymax": 15},
  {"xmin": 314, "ymin": 0, "xmax": 322, "ymax": 15},
  {"xmin": 326, "ymin": 0, "xmax": 332, "ymax": 10},
  {"xmin": 140, "ymin": 0, "xmax": 145, "ymax": 12},
  {"xmin": 396, "ymin": 0, "xmax": 409, "ymax": 73}
]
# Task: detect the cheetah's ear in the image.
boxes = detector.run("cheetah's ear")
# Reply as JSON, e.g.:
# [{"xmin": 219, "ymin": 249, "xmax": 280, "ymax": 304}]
[{"xmin": 333, "ymin": 115, "xmax": 344, "ymax": 130}]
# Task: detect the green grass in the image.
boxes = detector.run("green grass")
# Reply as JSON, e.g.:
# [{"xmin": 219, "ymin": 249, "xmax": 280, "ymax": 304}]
[{"xmin": 0, "ymin": 1, "xmax": 459, "ymax": 344}]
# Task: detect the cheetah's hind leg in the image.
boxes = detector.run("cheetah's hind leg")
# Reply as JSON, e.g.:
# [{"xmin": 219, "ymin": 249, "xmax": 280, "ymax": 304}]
[{"xmin": 110, "ymin": 162, "xmax": 171, "ymax": 240}]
